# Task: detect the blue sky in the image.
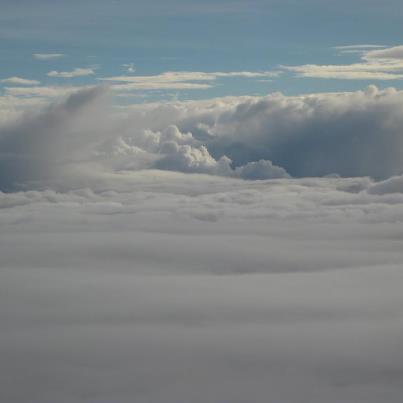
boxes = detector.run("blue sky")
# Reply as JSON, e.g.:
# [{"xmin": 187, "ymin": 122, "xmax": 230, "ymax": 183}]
[{"xmin": 1, "ymin": 0, "xmax": 403, "ymax": 103}]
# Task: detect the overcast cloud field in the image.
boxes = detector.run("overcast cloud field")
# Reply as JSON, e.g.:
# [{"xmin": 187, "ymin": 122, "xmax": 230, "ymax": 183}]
[{"xmin": 2, "ymin": 1, "xmax": 403, "ymax": 402}]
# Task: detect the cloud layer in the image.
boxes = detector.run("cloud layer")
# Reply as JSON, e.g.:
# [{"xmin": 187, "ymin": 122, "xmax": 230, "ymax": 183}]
[
  {"xmin": 1, "ymin": 171, "xmax": 403, "ymax": 403},
  {"xmin": 1, "ymin": 85, "xmax": 403, "ymax": 403}
]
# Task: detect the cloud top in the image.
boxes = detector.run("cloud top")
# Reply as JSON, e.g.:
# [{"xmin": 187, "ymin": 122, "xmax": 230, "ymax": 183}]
[{"xmin": 1, "ymin": 85, "xmax": 403, "ymax": 191}]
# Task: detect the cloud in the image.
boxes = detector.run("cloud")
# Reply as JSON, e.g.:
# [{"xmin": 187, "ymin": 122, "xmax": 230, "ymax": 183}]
[
  {"xmin": 131, "ymin": 85, "xmax": 402, "ymax": 180},
  {"xmin": 47, "ymin": 67, "xmax": 95, "ymax": 78},
  {"xmin": 0, "ymin": 86, "xmax": 108, "ymax": 191},
  {"xmin": 101, "ymin": 71, "xmax": 279, "ymax": 83},
  {"xmin": 122, "ymin": 63, "xmax": 136, "ymax": 73},
  {"xmin": 3, "ymin": 85, "xmax": 403, "ymax": 192},
  {"xmin": 155, "ymin": 142, "xmax": 234, "ymax": 176},
  {"xmin": 285, "ymin": 44, "xmax": 403, "ymax": 80},
  {"xmin": 334, "ymin": 44, "xmax": 386, "ymax": 54},
  {"xmin": 99, "ymin": 124, "xmax": 284, "ymax": 179},
  {"xmin": 235, "ymin": 159, "xmax": 290, "ymax": 180},
  {"xmin": 100, "ymin": 70, "xmax": 280, "ymax": 91},
  {"xmin": 1, "ymin": 87, "xmax": 403, "ymax": 403},
  {"xmin": 4, "ymin": 85, "xmax": 91, "ymax": 98},
  {"xmin": 283, "ymin": 67, "xmax": 403, "ymax": 80},
  {"xmin": 175, "ymin": 86, "xmax": 403, "ymax": 179},
  {"xmin": 365, "ymin": 45, "xmax": 403, "ymax": 60},
  {"xmin": 0, "ymin": 76, "xmax": 40, "ymax": 85},
  {"xmin": 367, "ymin": 174, "xmax": 403, "ymax": 195},
  {"xmin": 0, "ymin": 95, "xmax": 48, "ymax": 124},
  {"xmin": 33, "ymin": 53, "xmax": 64, "ymax": 60},
  {"xmin": 112, "ymin": 81, "xmax": 212, "ymax": 90},
  {"xmin": 1, "ymin": 171, "xmax": 403, "ymax": 403}
]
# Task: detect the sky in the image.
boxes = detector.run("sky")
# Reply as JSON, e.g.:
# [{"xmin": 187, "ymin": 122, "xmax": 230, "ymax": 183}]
[
  {"xmin": 2, "ymin": 0, "xmax": 403, "ymax": 105},
  {"xmin": 2, "ymin": 1, "xmax": 403, "ymax": 402}
]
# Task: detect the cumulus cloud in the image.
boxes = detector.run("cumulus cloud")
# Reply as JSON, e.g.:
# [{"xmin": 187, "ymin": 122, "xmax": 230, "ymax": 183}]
[
  {"xmin": 179, "ymin": 86, "xmax": 403, "ymax": 179},
  {"xmin": 235, "ymin": 159, "xmax": 290, "ymax": 180},
  {"xmin": 2, "ymin": 84, "xmax": 403, "ymax": 192},
  {"xmin": 128, "ymin": 85, "xmax": 402, "ymax": 180},
  {"xmin": 0, "ymin": 76, "xmax": 40, "ymax": 85},
  {"xmin": 47, "ymin": 67, "xmax": 95, "ymax": 78},
  {"xmin": 156, "ymin": 143, "xmax": 233, "ymax": 176}
]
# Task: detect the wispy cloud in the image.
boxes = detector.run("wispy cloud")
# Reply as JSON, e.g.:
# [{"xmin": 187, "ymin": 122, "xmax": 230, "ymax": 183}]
[
  {"xmin": 4, "ymin": 85, "xmax": 91, "ymax": 98},
  {"xmin": 122, "ymin": 63, "xmax": 136, "ymax": 73},
  {"xmin": 33, "ymin": 53, "xmax": 64, "ymax": 60},
  {"xmin": 1, "ymin": 77, "xmax": 40, "ymax": 85},
  {"xmin": 283, "ymin": 45, "xmax": 403, "ymax": 80},
  {"xmin": 334, "ymin": 44, "xmax": 386, "ymax": 54},
  {"xmin": 100, "ymin": 71, "xmax": 280, "ymax": 91},
  {"xmin": 47, "ymin": 68, "xmax": 95, "ymax": 78},
  {"xmin": 112, "ymin": 82, "xmax": 213, "ymax": 91},
  {"xmin": 102, "ymin": 71, "xmax": 280, "ymax": 83}
]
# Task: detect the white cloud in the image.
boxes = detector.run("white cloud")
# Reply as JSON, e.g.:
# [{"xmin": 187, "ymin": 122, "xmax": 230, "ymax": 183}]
[
  {"xmin": 283, "ymin": 66, "xmax": 403, "ymax": 80},
  {"xmin": 118, "ymin": 85, "xmax": 403, "ymax": 180},
  {"xmin": 0, "ymin": 76, "xmax": 40, "ymax": 85},
  {"xmin": 100, "ymin": 70, "xmax": 280, "ymax": 91},
  {"xmin": 285, "ymin": 44, "xmax": 403, "ymax": 80},
  {"xmin": 0, "ymin": 95, "xmax": 48, "ymax": 124},
  {"xmin": 334, "ymin": 44, "xmax": 386, "ymax": 54},
  {"xmin": 3, "ymin": 85, "xmax": 403, "ymax": 192},
  {"xmin": 47, "ymin": 67, "xmax": 95, "ymax": 78},
  {"xmin": 1, "ymin": 85, "xmax": 403, "ymax": 403},
  {"xmin": 112, "ymin": 81, "xmax": 213, "ymax": 90},
  {"xmin": 122, "ymin": 63, "xmax": 136, "ymax": 73},
  {"xmin": 365, "ymin": 45, "xmax": 403, "ymax": 60},
  {"xmin": 335, "ymin": 44, "xmax": 386, "ymax": 50},
  {"xmin": 4, "ymin": 85, "xmax": 92, "ymax": 98},
  {"xmin": 1, "ymin": 171, "xmax": 403, "ymax": 403},
  {"xmin": 235, "ymin": 159, "xmax": 290, "ymax": 180},
  {"xmin": 33, "ymin": 53, "xmax": 64, "ymax": 60},
  {"xmin": 156, "ymin": 142, "xmax": 233, "ymax": 176},
  {"xmin": 101, "ymin": 71, "xmax": 279, "ymax": 83}
]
